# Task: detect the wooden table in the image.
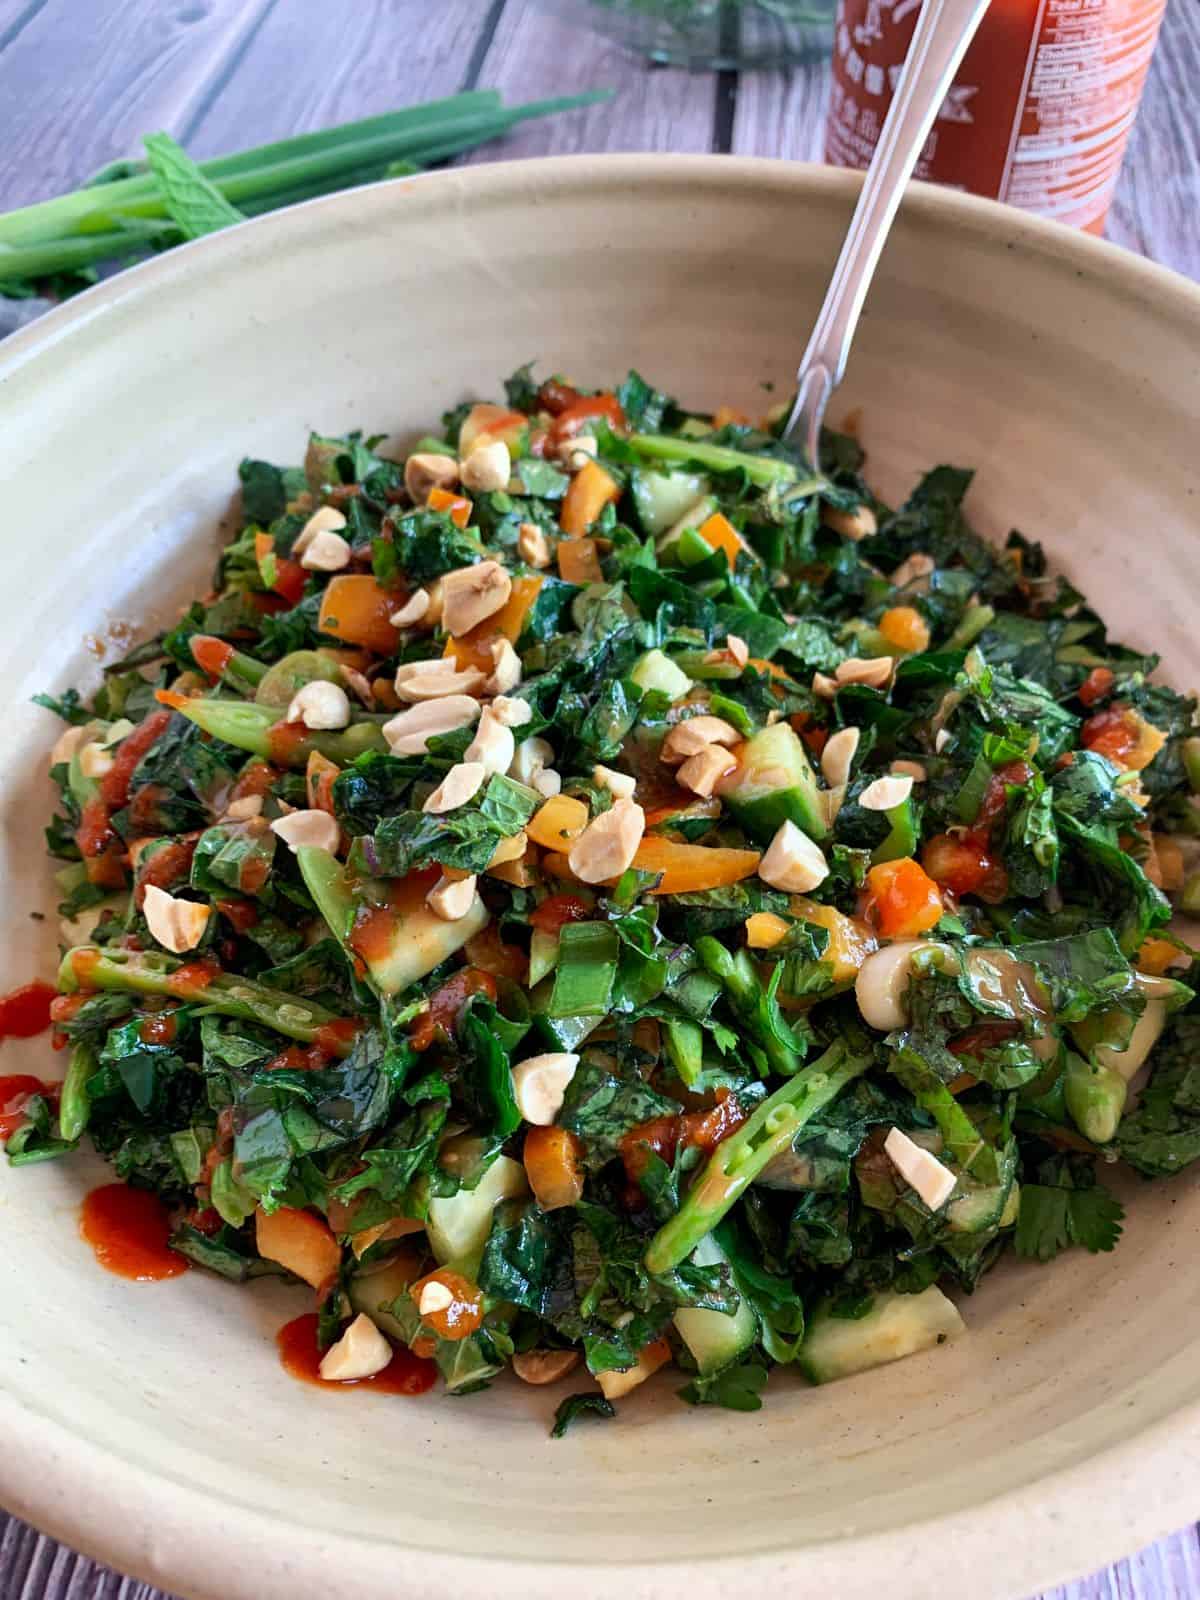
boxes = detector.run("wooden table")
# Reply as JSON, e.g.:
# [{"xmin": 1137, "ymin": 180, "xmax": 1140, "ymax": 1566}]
[{"xmin": 0, "ymin": 0, "xmax": 1197, "ymax": 1594}]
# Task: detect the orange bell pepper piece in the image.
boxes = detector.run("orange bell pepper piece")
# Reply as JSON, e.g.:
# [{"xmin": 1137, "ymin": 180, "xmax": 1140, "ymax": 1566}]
[
  {"xmin": 427, "ymin": 486, "xmax": 472, "ymax": 528},
  {"xmin": 560, "ymin": 460, "xmax": 620, "ymax": 537},
  {"xmin": 523, "ymin": 1126, "xmax": 586, "ymax": 1211},
  {"xmin": 557, "ymin": 537, "xmax": 602, "ymax": 585},
  {"xmin": 878, "ymin": 605, "xmax": 931, "ymax": 654},
  {"xmin": 527, "ymin": 795, "xmax": 589, "ymax": 851},
  {"xmin": 745, "ymin": 911, "xmax": 791, "ymax": 949},
  {"xmin": 444, "ymin": 574, "xmax": 544, "ymax": 673},
  {"xmin": 632, "ymin": 837, "xmax": 761, "ymax": 895},
  {"xmin": 696, "ymin": 511, "xmax": 744, "ymax": 571},
  {"xmin": 865, "ymin": 857, "xmax": 944, "ymax": 939},
  {"xmin": 317, "ymin": 575, "xmax": 401, "ymax": 655},
  {"xmin": 1136, "ymin": 937, "xmax": 1184, "ymax": 976}
]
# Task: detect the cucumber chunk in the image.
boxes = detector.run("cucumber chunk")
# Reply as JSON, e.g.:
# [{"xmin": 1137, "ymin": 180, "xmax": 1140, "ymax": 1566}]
[
  {"xmin": 426, "ymin": 1154, "xmax": 529, "ymax": 1277},
  {"xmin": 798, "ymin": 1286, "xmax": 965, "ymax": 1385},
  {"xmin": 631, "ymin": 469, "xmax": 710, "ymax": 536},
  {"xmin": 631, "ymin": 648, "xmax": 693, "ymax": 702},
  {"xmin": 673, "ymin": 1234, "xmax": 757, "ymax": 1376},
  {"xmin": 723, "ymin": 721, "xmax": 828, "ymax": 842}
]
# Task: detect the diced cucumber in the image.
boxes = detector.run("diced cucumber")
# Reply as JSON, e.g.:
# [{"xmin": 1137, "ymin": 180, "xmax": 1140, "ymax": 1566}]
[
  {"xmin": 528, "ymin": 928, "xmax": 560, "ymax": 989},
  {"xmin": 255, "ymin": 649, "xmax": 343, "ymax": 710},
  {"xmin": 1070, "ymin": 985, "xmax": 1172, "ymax": 1081},
  {"xmin": 657, "ymin": 494, "xmax": 720, "ymax": 565},
  {"xmin": 664, "ymin": 1018, "xmax": 704, "ymax": 1088},
  {"xmin": 631, "ymin": 648, "xmax": 693, "ymax": 703},
  {"xmin": 872, "ymin": 798, "xmax": 919, "ymax": 864},
  {"xmin": 426, "ymin": 1155, "xmax": 528, "ymax": 1277},
  {"xmin": 295, "ymin": 846, "xmax": 356, "ymax": 944},
  {"xmin": 798, "ymin": 1286, "xmax": 965, "ymax": 1385},
  {"xmin": 723, "ymin": 721, "xmax": 828, "ymax": 842},
  {"xmin": 631, "ymin": 468, "xmax": 710, "ymax": 537},
  {"xmin": 945, "ymin": 1180, "xmax": 1010, "ymax": 1234},
  {"xmin": 673, "ymin": 1234, "xmax": 757, "ymax": 1377},
  {"xmin": 298, "ymin": 848, "xmax": 490, "ymax": 997},
  {"xmin": 348, "ymin": 1253, "xmax": 423, "ymax": 1342}
]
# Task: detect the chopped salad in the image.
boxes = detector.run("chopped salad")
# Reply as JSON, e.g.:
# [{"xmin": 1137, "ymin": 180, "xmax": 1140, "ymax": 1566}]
[{"xmin": 22, "ymin": 366, "xmax": 1200, "ymax": 1431}]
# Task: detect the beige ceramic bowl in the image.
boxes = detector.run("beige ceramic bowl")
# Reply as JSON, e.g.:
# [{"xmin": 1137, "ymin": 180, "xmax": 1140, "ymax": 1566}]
[{"xmin": 1, "ymin": 156, "xmax": 1199, "ymax": 1600}]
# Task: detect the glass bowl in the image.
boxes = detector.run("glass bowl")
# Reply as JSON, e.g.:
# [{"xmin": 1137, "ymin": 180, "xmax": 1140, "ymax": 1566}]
[{"xmin": 539, "ymin": 0, "xmax": 834, "ymax": 69}]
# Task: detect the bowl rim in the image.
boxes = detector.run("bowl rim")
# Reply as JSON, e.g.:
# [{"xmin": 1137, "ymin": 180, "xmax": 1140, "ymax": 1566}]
[{"xmin": 2, "ymin": 151, "xmax": 1199, "ymax": 1600}]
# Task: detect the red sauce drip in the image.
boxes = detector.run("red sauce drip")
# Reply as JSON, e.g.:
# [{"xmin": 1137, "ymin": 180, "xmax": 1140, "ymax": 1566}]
[
  {"xmin": 134, "ymin": 835, "xmax": 200, "ymax": 907},
  {"xmin": 186, "ymin": 1205, "xmax": 223, "ymax": 1236},
  {"xmin": 69, "ymin": 949, "xmax": 103, "ymax": 988},
  {"xmin": 528, "ymin": 893, "xmax": 593, "ymax": 936},
  {"xmin": 128, "ymin": 783, "xmax": 176, "ymax": 834},
  {"xmin": 948, "ymin": 1021, "xmax": 1022, "ymax": 1058},
  {"xmin": 313, "ymin": 1018, "xmax": 361, "ymax": 1056},
  {"xmin": 239, "ymin": 853, "xmax": 270, "ymax": 897},
  {"xmin": 0, "ymin": 1075, "xmax": 56, "ymax": 1140},
  {"xmin": 972, "ymin": 760, "xmax": 1034, "ymax": 837},
  {"xmin": 191, "ymin": 635, "xmax": 235, "ymax": 680},
  {"xmin": 271, "ymin": 558, "xmax": 308, "ymax": 608},
  {"xmin": 276, "ymin": 1313, "xmax": 436, "ymax": 1395},
  {"xmin": 79, "ymin": 1183, "xmax": 189, "ymax": 1280},
  {"xmin": 139, "ymin": 1010, "xmax": 179, "ymax": 1045},
  {"xmin": 229, "ymin": 761, "xmax": 280, "ymax": 803},
  {"xmin": 0, "ymin": 981, "xmax": 57, "ymax": 1041},
  {"xmin": 50, "ymin": 991, "xmax": 91, "ymax": 1026},
  {"xmin": 265, "ymin": 1042, "xmax": 332, "ymax": 1072},
  {"xmin": 166, "ymin": 956, "xmax": 222, "ymax": 996},
  {"xmin": 1081, "ymin": 705, "xmax": 1140, "ymax": 766},
  {"xmin": 409, "ymin": 967, "xmax": 497, "ymax": 1053},
  {"xmin": 548, "ymin": 392, "xmax": 625, "ymax": 445},
  {"xmin": 620, "ymin": 1087, "xmax": 749, "ymax": 1187},
  {"xmin": 266, "ymin": 719, "xmax": 312, "ymax": 767},
  {"xmin": 214, "ymin": 898, "xmax": 260, "ymax": 934},
  {"xmin": 100, "ymin": 709, "xmax": 172, "ymax": 811},
  {"xmin": 76, "ymin": 795, "xmax": 124, "ymax": 884},
  {"xmin": 537, "ymin": 379, "xmax": 580, "ymax": 417},
  {"xmin": 1078, "ymin": 667, "xmax": 1115, "ymax": 709}
]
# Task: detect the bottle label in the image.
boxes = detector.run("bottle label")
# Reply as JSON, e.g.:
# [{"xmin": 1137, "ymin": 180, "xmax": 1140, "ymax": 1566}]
[{"xmin": 826, "ymin": 0, "xmax": 1166, "ymax": 233}]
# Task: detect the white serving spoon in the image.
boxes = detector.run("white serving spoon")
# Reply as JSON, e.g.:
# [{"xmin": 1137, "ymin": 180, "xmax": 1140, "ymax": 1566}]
[{"xmin": 784, "ymin": 0, "xmax": 993, "ymax": 468}]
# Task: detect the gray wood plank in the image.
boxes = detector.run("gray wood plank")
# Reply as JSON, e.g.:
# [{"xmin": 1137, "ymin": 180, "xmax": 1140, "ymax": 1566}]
[
  {"xmin": 0, "ymin": 0, "xmax": 275, "ymax": 211},
  {"xmin": 730, "ymin": 55, "xmax": 829, "ymax": 164},
  {"xmin": 183, "ymin": 0, "xmax": 489, "ymax": 161},
  {"xmin": 1043, "ymin": 1525, "xmax": 1200, "ymax": 1599},
  {"xmin": 1105, "ymin": 0, "xmax": 1200, "ymax": 282},
  {"xmin": 463, "ymin": 0, "xmax": 719, "ymax": 159}
]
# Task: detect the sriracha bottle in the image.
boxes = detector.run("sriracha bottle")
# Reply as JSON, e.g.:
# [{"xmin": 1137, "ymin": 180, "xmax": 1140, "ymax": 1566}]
[{"xmin": 825, "ymin": 0, "xmax": 1167, "ymax": 234}]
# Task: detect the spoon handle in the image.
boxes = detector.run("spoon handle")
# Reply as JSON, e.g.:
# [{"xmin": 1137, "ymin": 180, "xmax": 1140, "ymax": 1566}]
[{"xmin": 786, "ymin": 0, "xmax": 992, "ymax": 466}]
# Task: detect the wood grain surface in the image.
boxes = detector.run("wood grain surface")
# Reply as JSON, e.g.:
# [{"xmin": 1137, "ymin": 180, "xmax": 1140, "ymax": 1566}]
[{"xmin": 0, "ymin": 0, "xmax": 1197, "ymax": 1595}]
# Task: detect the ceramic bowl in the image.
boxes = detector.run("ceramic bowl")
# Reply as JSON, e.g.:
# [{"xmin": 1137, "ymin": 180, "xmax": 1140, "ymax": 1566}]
[{"xmin": 1, "ymin": 156, "xmax": 1198, "ymax": 1600}]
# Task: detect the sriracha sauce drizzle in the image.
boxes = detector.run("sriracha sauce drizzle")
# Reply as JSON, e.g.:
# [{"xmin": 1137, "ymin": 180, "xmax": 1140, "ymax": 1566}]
[
  {"xmin": 277, "ymin": 1313, "xmax": 436, "ymax": 1395},
  {"xmin": 79, "ymin": 1183, "xmax": 189, "ymax": 1281},
  {"xmin": 0, "ymin": 980, "xmax": 57, "ymax": 1042}
]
